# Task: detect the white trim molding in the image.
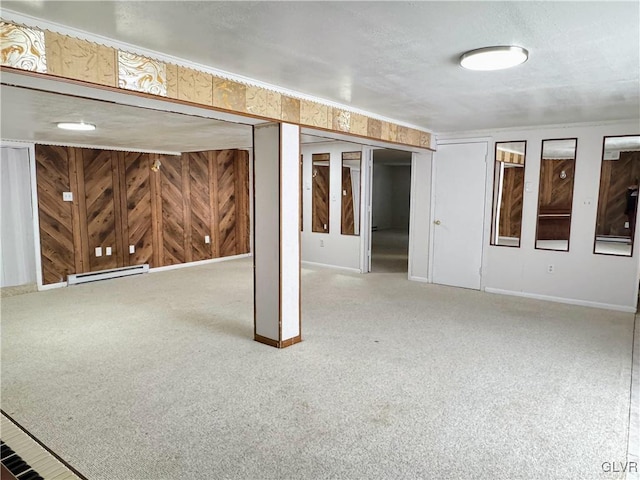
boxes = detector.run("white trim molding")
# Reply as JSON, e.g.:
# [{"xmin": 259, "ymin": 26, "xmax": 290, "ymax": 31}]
[{"xmin": 485, "ymin": 287, "xmax": 637, "ymax": 313}]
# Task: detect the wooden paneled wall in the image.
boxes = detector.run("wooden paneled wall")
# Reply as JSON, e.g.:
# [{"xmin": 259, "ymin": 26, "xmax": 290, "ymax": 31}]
[
  {"xmin": 539, "ymin": 159, "xmax": 575, "ymax": 208},
  {"xmin": 35, "ymin": 145, "xmax": 250, "ymax": 284},
  {"xmin": 498, "ymin": 166, "xmax": 525, "ymax": 238},
  {"xmin": 341, "ymin": 167, "xmax": 355, "ymax": 235},
  {"xmin": 596, "ymin": 151, "xmax": 640, "ymax": 236}
]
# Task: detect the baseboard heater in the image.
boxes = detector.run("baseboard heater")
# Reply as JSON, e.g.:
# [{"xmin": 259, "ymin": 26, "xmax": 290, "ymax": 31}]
[{"xmin": 67, "ymin": 264, "xmax": 149, "ymax": 285}]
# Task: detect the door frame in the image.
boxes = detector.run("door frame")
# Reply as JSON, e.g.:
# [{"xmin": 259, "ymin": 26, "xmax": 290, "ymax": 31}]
[
  {"xmin": 428, "ymin": 137, "xmax": 493, "ymax": 289},
  {"xmin": 360, "ymin": 146, "xmax": 374, "ymax": 273}
]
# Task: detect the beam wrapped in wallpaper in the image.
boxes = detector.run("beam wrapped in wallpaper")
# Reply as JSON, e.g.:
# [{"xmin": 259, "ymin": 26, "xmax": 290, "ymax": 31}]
[
  {"xmin": 35, "ymin": 145, "xmax": 250, "ymax": 284},
  {"xmin": 1, "ymin": 20, "xmax": 432, "ymax": 149}
]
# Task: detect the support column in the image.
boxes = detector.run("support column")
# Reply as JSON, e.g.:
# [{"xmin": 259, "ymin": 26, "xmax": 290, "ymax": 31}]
[{"xmin": 253, "ymin": 123, "xmax": 301, "ymax": 348}]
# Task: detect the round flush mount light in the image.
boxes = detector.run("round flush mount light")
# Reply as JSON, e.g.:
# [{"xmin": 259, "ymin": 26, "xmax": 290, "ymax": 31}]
[
  {"xmin": 56, "ymin": 122, "xmax": 96, "ymax": 131},
  {"xmin": 459, "ymin": 46, "xmax": 529, "ymax": 71}
]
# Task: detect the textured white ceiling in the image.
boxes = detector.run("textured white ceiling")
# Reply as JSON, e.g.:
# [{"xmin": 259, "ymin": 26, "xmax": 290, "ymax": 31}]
[
  {"xmin": 0, "ymin": 86, "xmax": 253, "ymax": 152},
  {"xmin": 2, "ymin": 1, "xmax": 639, "ymax": 133}
]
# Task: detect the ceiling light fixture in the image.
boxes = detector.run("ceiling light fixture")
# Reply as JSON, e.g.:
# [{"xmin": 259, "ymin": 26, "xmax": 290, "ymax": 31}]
[
  {"xmin": 459, "ymin": 46, "xmax": 529, "ymax": 71},
  {"xmin": 56, "ymin": 122, "xmax": 96, "ymax": 131}
]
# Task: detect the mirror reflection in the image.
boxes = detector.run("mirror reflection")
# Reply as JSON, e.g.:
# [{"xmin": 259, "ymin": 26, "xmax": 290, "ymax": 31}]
[
  {"xmin": 491, "ymin": 141, "xmax": 526, "ymax": 247},
  {"xmin": 594, "ymin": 135, "xmax": 640, "ymax": 256},
  {"xmin": 312, "ymin": 153, "xmax": 330, "ymax": 233},
  {"xmin": 341, "ymin": 152, "xmax": 361, "ymax": 235},
  {"xmin": 535, "ymin": 138, "xmax": 577, "ymax": 251}
]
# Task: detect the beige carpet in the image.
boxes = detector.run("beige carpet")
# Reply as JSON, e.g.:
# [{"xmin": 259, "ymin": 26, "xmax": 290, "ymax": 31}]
[{"xmin": 0, "ymin": 258, "xmax": 634, "ymax": 480}]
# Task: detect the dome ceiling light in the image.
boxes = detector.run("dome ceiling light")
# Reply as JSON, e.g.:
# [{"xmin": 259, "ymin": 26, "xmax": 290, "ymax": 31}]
[
  {"xmin": 459, "ymin": 46, "xmax": 529, "ymax": 71},
  {"xmin": 57, "ymin": 122, "xmax": 96, "ymax": 131}
]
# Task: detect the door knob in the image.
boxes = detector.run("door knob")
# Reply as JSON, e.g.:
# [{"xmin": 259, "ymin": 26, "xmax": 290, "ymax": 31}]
[{"xmin": 434, "ymin": 220, "xmax": 441, "ymax": 225}]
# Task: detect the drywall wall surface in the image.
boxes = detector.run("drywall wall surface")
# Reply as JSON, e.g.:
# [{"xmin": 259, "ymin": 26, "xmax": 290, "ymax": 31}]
[
  {"xmin": 440, "ymin": 121, "xmax": 640, "ymax": 310},
  {"xmin": 302, "ymin": 141, "xmax": 363, "ymax": 270}
]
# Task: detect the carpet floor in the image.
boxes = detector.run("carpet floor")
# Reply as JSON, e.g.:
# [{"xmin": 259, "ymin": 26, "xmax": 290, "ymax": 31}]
[{"xmin": 0, "ymin": 258, "xmax": 635, "ymax": 480}]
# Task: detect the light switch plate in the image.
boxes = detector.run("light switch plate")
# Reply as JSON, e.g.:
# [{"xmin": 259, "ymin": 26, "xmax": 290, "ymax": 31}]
[
  {"xmin": 62, "ymin": 191, "xmax": 73, "ymax": 202},
  {"xmin": 129, "ymin": 245, "xmax": 135, "ymax": 254},
  {"xmin": 205, "ymin": 235, "xmax": 211, "ymax": 244},
  {"xmin": 95, "ymin": 247, "xmax": 102, "ymax": 257},
  {"xmin": 105, "ymin": 246, "xmax": 112, "ymax": 256}
]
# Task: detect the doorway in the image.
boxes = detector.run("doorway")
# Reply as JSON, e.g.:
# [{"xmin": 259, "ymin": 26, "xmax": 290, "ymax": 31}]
[{"xmin": 370, "ymin": 149, "xmax": 412, "ymax": 273}]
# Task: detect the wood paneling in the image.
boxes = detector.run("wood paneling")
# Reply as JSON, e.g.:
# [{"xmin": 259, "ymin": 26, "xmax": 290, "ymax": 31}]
[
  {"xmin": 35, "ymin": 145, "xmax": 251, "ymax": 282},
  {"xmin": 498, "ymin": 166, "xmax": 524, "ymax": 238},
  {"xmin": 187, "ymin": 151, "xmax": 212, "ymax": 261},
  {"xmin": 82, "ymin": 148, "xmax": 119, "ymax": 271},
  {"xmin": 341, "ymin": 166, "xmax": 355, "ymax": 235},
  {"xmin": 596, "ymin": 152, "xmax": 640, "ymax": 236},
  {"xmin": 216, "ymin": 150, "xmax": 238, "ymax": 257},
  {"xmin": 124, "ymin": 152, "xmax": 154, "ymax": 266},
  {"xmin": 537, "ymin": 158, "xmax": 575, "ymax": 242},
  {"xmin": 36, "ymin": 145, "xmax": 75, "ymax": 284},
  {"xmin": 539, "ymin": 159, "xmax": 575, "ymax": 208},
  {"xmin": 160, "ymin": 156, "xmax": 186, "ymax": 265},
  {"xmin": 312, "ymin": 154, "xmax": 330, "ymax": 233},
  {"xmin": 235, "ymin": 150, "xmax": 250, "ymax": 254}
]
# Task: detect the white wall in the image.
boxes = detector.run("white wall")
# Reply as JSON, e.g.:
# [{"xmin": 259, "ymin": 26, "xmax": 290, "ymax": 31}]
[
  {"xmin": 438, "ymin": 121, "xmax": 640, "ymax": 312},
  {"xmin": 301, "ymin": 141, "xmax": 363, "ymax": 271},
  {"xmin": 1, "ymin": 146, "xmax": 37, "ymax": 287}
]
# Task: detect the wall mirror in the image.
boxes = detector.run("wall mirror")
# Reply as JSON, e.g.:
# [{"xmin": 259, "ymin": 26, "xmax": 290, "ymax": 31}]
[
  {"xmin": 594, "ymin": 135, "xmax": 640, "ymax": 256},
  {"xmin": 491, "ymin": 141, "xmax": 526, "ymax": 247},
  {"xmin": 341, "ymin": 151, "xmax": 361, "ymax": 235},
  {"xmin": 312, "ymin": 153, "xmax": 330, "ymax": 233},
  {"xmin": 535, "ymin": 138, "xmax": 577, "ymax": 251}
]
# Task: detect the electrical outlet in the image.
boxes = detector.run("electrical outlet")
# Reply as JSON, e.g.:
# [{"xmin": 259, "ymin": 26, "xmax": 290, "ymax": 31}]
[
  {"xmin": 129, "ymin": 245, "xmax": 135, "ymax": 254},
  {"xmin": 320, "ymin": 239, "xmax": 324, "ymax": 247},
  {"xmin": 106, "ymin": 246, "xmax": 112, "ymax": 256},
  {"xmin": 625, "ymin": 221, "xmax": 630, "ymax": 229},
  {"xmin": 95, "ymin": 247, "xmax": 102, "ymax": 257},
  {"xmin": 62, "ymin": 191, "xmax": 73, "ymax": 202},
  {"xmin": 205, "ymin": 235, "xmax": 211, "ymax": 244},
  {"xmin": 547, "ymin": 264, "xmax": 554, "ymax": 274}
]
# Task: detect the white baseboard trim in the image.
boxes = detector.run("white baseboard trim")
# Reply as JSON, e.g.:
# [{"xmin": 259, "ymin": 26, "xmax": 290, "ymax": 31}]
[
  {"xmin": 408, "ymin": 275, "xmax": 429, "ymax": 283},
  {"xmin": 484, "ymin": 287, "xmax": 636, "ymax": 313},
  {"xmin": 38, "ymin": 282, "xmax": 66, "ymax": 291},
  {"xmin": 301, "ymin": 261, "xmax": 361, "ymax": 273},
  {"xmin": 150, "ymin": 253, "xmax": 252, "ymax": 273}
]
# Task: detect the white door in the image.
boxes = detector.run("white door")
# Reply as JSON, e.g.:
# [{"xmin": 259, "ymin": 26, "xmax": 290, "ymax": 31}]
[{"xmin": 432, "ymin": 142, "xmax": 487, "ymax": 290}]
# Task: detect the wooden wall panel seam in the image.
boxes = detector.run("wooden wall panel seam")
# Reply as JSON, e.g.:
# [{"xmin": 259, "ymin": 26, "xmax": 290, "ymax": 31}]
[
  {"xmin": 182, "ymin": 156, "xmax": 193, "ymax": 263},
  {"xmin": 209, "ymin": 151, "xmax": 221, "ymax": 258},
  {"xmin": 68, "ymin": 148, "xmax": 84, "ymax": 273}
]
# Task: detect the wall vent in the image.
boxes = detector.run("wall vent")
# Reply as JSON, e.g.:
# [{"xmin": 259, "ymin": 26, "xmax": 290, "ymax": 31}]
[{"xmin": 67, "ymin": 264, "xmax": 149, "ymax": 285}]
